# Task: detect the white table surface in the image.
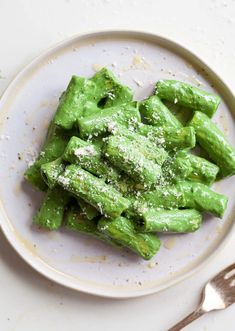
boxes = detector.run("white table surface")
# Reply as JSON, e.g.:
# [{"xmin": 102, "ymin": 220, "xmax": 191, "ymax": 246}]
[{"xmin": 0, "ymin": 0, "xmax": 235, "ymax": 330}]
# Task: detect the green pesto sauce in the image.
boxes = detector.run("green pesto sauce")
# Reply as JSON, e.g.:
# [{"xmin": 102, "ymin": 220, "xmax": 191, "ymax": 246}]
[{"xmin": 26, "ymin": 71, "xmax": 233, "ymax": 260}]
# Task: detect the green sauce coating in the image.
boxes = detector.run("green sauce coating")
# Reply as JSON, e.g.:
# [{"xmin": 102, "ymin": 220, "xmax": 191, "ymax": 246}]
[
  {"xmin": 77, "ymin": 198, "xmax": 100, "ymax": 220},
  {"xmin": 98, "ymin": 216, "xmax": 161, "ymax": 260},
  {"xmin": 57, "ymin": 165, "xmax": 131, "ymax": 218},
  {"xmin": 139, "ymin": 95, "xmax": 182, "ymax": 128},
  {"xmin": 24, "ymin": 124, "xmax": 70, "ymax": 191},
  {"xmin": 135, "ymin": 181, "xmax": 227, "ymax": 218},
  {"xmin": 34, "ymin": 187, "xmax": 70, "ymax": 230},
  {"xmin": 181, "ymin": 181, "xmax": 228, "ymax": 218},
  {"xmin": 138, "ymin": 124, "xmax": 196, "ymax": 151},
  {"xmin": 107, "ymin": 124, "xmax": 168, "ymax": 165},
  {"xmin": 139, "ymin": 184, "xmax": 185, "ymax": 210},
  {"xmin": 104, "ymin": 134, "xmax": 162, "ymax": 186},
  {"xmin": 139, "ymin": 209, "xmax": 202, "ymax": 233},
  {"xmin": 63, "ymin": 136, "xmax": 120, "ymax": 182},
  {"xmin": 54, "ymin": 68, "xmax": 133, "ymax": 130},
  {"xmin": 189, "ymin": 111, "xmax": 235, "ymax": 177},
  {"xmin": 41, "ymin": 157, "xmax": 65, "ymax": 189},
  {"xmin": 156, "ymin": 80, "xmax": 220, "ymax": 118},
  {"xmin": 78, "ymin": 102, "xmax": 141, "ymax": 138},
  {"xmin": 25, "ymin": 72, "xmax": 232, "ymax": 260},
  {"xmin": 168, "ymin": 151, "xmax": 219, "ymax": 186},
  {"xmin": 91, "ymin": 68, "xmax": 133, "ymax": 108},
  {"xmin": 66, "ymin": 206, "xmax": 120, "ymax": 248},
  {"xmin": 54, "ymin": 76, "xmax": 93, "ymax": 130},
  {"xmin": 163, "ymin": 101, "xmax": 193, "ymax": 126}
]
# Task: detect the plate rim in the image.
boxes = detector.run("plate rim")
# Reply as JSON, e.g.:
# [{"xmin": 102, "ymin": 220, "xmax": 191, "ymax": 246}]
[{"xmin": 0, "ymin": 29, "xmax": 235, "ymax": 299}]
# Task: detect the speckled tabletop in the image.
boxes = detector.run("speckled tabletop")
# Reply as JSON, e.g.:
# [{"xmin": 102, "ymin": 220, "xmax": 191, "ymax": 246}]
[{"xmin": 0, "ymin": 1, "xmax": 235, "ymax": 330}]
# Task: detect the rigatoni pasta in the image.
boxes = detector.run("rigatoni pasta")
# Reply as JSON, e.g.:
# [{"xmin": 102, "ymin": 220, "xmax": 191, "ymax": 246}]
[
  {"xmin": 25, "ymin": 69, "xmax": 235, "ymax": 260},
  {"xmin": 155, "ymin": 80, "xmax": 220, "ymax": 118},
  {"xmin": 189, "ymin": 111, "xmax": 235, "ymax": 177}
]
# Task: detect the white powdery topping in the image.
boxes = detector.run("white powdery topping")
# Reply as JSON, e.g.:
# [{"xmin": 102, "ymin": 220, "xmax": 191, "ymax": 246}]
[
  {"xmin": 58, "ymin": 175, "xmax": 70, "ymax": 187},
  {"xmin": 100, "ymin": 223, "xmax": 109, "ymax": 231},
  {"xmin": 47, "ymin": 59, "xmax": 54, "ymax": 64},
  {"xmin": 204, "ymin": 94, "xmax": 214, "ymax": 102},
  {"xmin": 128, "ymin": 117, "xmax": 139, "ymax": 127},
  {"xmin": 157, "ymin": 137, "xmax": 165, "ymax": 145},
  {"xmin": 97, "ymin": 202, "xmax": 104, "ymax": 214},
  {"xmin": 132, "ymin": 55, "xmax": 142, "ymax": 66},
  {"xmin": 25, "ymin": 147, "xmax": 39, "ymax": 166},
  {"xmin": 100, "ymin": 186, "xmax": 109, "ymax": 193},
  {"xmin": 92, "ymin": 64, "xmax": 105, "ymax": 72},
  {"xmin": 133, "ymin": 79, "xmax": 143, "ymax": 87},
  {"xmin": 128, "ymin": 125, "xmax": 135, "ymax": 132},
  {"xmin": 45, "ymin": 219, "xmax": 51, "ymax": 226},
  {"xmin": 107, "ymin": 121, "xmax": 118, "ymax": 133},
  {"xmin": 148, "ymin": 262, "xmax": 156, "ymax": 269},
  {"xmin": 152, "ymin": 112, "xmax": 161, "ymax": 121},
  {"xmin": 74, "ymin": 145, "xmax": 98, "ymax": 157},
  {"xmin": 64, "ymin": 168, "xmax": 71, "ymax": 176},
  {"xmin": 27, "ymin": 157, "xmax": 37, "ymax": 167},
  {"xmin": 26, "ymin": 147, "xmax": 38, "ymax": 160},
  {"xmin": 191, "ymin": 75, "xmax": 204, "ymax": 87},
  {"xmin": 107, "ymin": 91, "xmax": 115, "ymax": 100},
  {"xmin": 0, "ymin": 134, "xmax": 10, "ymax": 140}
]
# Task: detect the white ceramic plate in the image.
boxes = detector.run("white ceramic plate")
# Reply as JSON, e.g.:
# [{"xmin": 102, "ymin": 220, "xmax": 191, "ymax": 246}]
[{"xmin": 0, "ymin": 31, "xmax": 235, "ymax": 298}]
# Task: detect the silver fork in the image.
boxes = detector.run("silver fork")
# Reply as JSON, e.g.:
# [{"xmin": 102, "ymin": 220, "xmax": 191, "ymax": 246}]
[{"xmin": 168, "ymin": 263, "xmax": 235, "ymax": 331}]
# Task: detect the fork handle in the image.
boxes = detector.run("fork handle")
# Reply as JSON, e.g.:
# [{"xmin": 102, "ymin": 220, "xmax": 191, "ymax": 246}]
[{"xmin": 167, "ymin": 307, "xmax": 205, "ymax": 331}]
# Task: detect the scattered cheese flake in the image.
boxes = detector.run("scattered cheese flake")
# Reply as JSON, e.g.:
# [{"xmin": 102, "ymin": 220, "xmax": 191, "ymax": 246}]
[
  {"xmin": 132, "ymin": 55, "xmax": 142, "ymax": 66},
  {"xmin": 74, "ymin": 146, "xmax": 98, "ymax": 157},
  {"xmin": 0, "ymin": 134, "xmax": 10, "ymax": 140},
  {"xmin": 148, "ymin": 262, "xmax": 156, "ymax": 269},
  {"xmin": 133, "ymin": 79, "xmax": 143, "ymax": 87},
  {"xmin": 111, "ymin": 62, "xmax": 117, "ymax": 68},
  {"xmin": 92, "ymin": 64, "xmax": 105, "ymax": 72},
  {"xmin": 58, "ymin": 175, "xmax": 70, "ymax": 187},
  {"xmin": 164, "ymin": 237, "xmax": 177, "ymax": 250}
]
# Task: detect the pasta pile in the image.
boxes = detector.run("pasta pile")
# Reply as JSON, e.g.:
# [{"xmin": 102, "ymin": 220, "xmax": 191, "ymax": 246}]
[{"xmin": 25, "ymin": 68, "xmax": 235, "ymax": 260}]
